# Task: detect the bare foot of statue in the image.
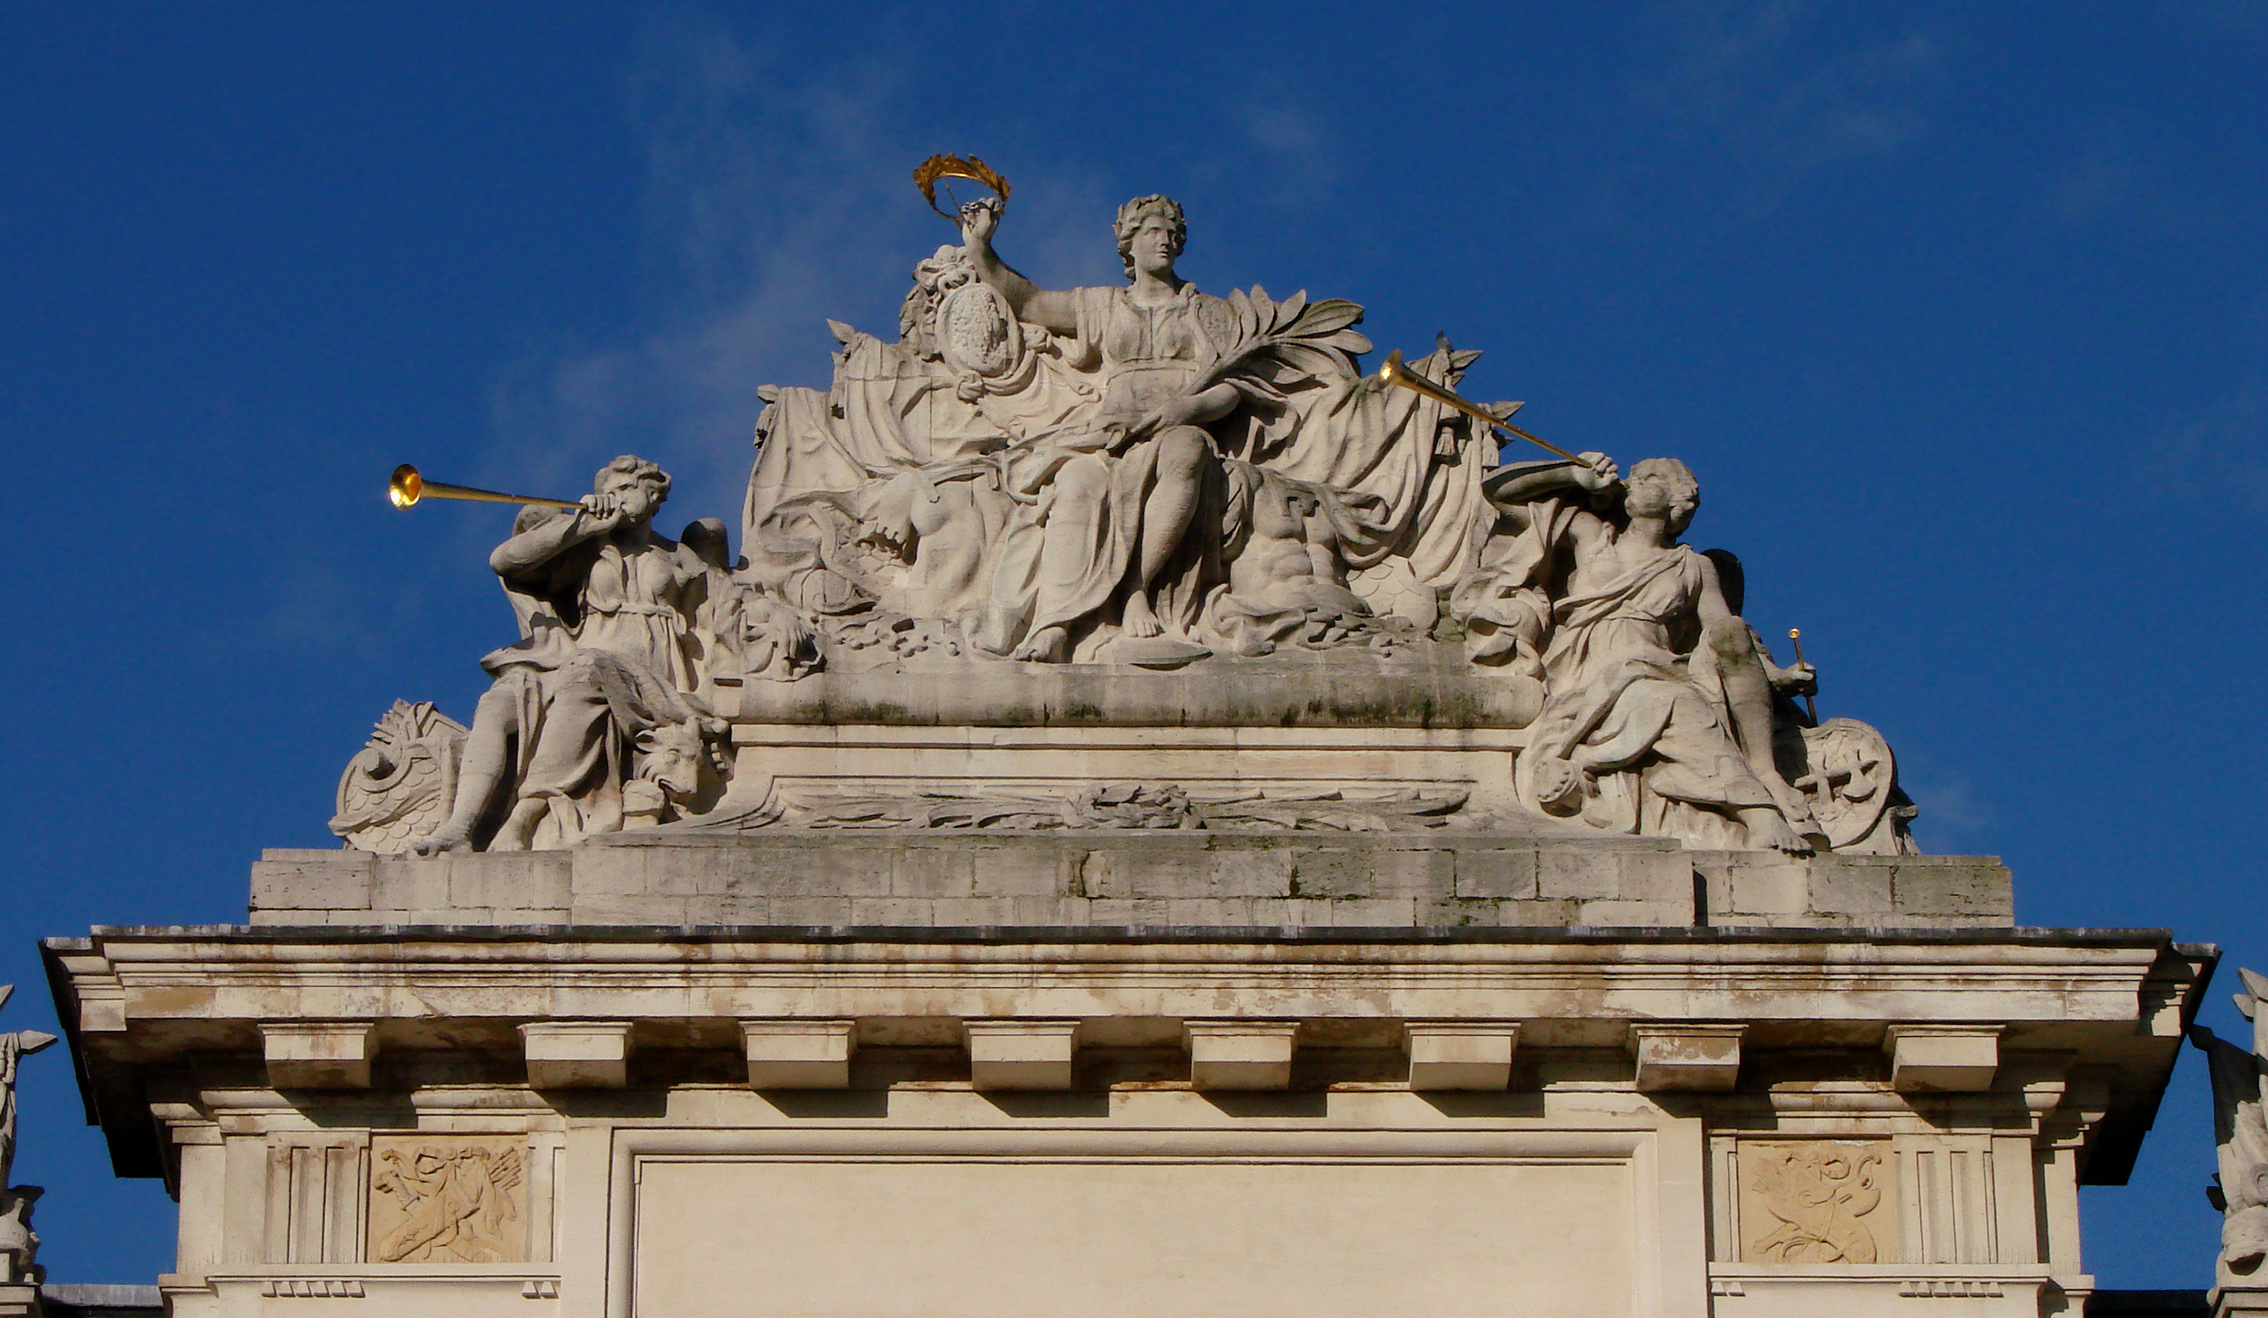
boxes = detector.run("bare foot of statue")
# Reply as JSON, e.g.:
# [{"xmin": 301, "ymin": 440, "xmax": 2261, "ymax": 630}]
[
  {"xmin": 1763, "ymin": 774, "xmax": 1825, "ymax": 834},
  {"xmin": 1011, "ymin": 625, "xmax": 1069, "ymax": 662},
  {"xmin": 1770, "ymin": 781, "xmax": 1832, "ymax": 851},
  {"xmin": 1740, "ymin": 807, "xmax": 1814, "ymax": 856},
  {"xmin": 411, "ymin": 823, "xmax": 475, "ymax": 857},
  {"xmin": 1121, "ymin": 593, "xmax": 1164, "ymax": 639},
  {"xmin": 492, "ymin": 798, "xmax": 548, "ymax": 851}
]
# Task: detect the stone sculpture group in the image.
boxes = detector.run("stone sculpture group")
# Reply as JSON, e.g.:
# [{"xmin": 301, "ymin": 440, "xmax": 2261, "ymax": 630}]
[
  {"xmin": 2199, "ymin": 970, "xmax": 2268, "ymax": 1296},
  {"xmin": 0, "ymin": 989, "xmax": 53, "ymax": 1286},
  {"xmin": 335, "ymin": 173, "xmax": 1914, "ymax": 858}
]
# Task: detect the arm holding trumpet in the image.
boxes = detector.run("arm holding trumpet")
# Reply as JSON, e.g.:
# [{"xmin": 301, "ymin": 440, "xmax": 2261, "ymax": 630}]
[
  {"xmin": 1481, "ymin": 451, "xmax": 1623, "ymax": 524},
  {"xmin": 487, "ymin": 464, "xmax": 665, "ymax": 583}
]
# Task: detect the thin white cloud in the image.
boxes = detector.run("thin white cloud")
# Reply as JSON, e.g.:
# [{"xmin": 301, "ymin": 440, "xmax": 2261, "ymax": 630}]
[
  {"xmin": 264, "ymin": 562, "xmax": 367, "ymax": 649},
  {"xmin": 2046, "ymin": 121, "xmax": 2227, "ymax": 243},
  {"xmin": 1236, "ymin": 94, "xmax": 1341, "ymax": 210},
  {"xmin": 2154, "ymin": 372, "xmax": 2268, "ymax": 509},
  {"xmin": 478, "ymin": 15, "xmax": 953, "ymax": 524},
  {"xmin": 1625, "ymin": 1, "xmax": 1944, "ymax": 216},
  {"xmin": 475, "ymin": 12, "xmax": 1127, "ymax": 532},
  {"xmin": 1896, "ymin": 749, "xmax": 1990, "ymax": 854}
]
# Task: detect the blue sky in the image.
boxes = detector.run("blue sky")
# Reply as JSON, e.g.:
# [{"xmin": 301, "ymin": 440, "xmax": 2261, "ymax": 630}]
[{"xmin": 5, "ymin": 2, "xmax": 2265, "ymax": 1286}]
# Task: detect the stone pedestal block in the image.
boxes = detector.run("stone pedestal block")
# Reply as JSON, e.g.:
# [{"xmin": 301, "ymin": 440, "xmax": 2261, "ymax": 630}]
[
  {"xmin": 741, "ymin": 1019, "xmax": 854, "ymax": 1088},
  {"xmin": 1185, "ymin": 1021, "xmax": 1298, "ymax": 1090}
]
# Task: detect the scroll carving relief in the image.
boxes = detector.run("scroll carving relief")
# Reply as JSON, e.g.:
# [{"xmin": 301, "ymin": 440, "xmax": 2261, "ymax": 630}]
[
  {"xmin": 367, "ymin": 1137, "xmax": 526, "ymax": 1264},
  {"xmin": 1738, "ymin": 1140, "xmax": 1897, "ymax": 1265},
  {"xmin": 328, "ymin": 700, "xmax": 466, "ymax": 852},
  {"xmin": 771, "ymin": 783, "xmax": 1469, "ymax": 831}
]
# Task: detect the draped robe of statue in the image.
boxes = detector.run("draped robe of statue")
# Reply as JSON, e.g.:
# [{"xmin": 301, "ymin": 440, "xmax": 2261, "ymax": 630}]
[
  {"xmin": 2198, "ymin": 1021, "xmax": 2268, "ymax": 1278},
  {"xmin": 479, "ymin": 516, "xmax": 712, "ymax": 847},
  {"xmin": 1514, "ymin": 517, "xmax": 1787, "ymax": 849},
  {"xmin": 984, "ymin": 283, "xmax": 1229, "ymax": 650},
  {"xmin": 740, "ymin": 254, "xmax": 1493, "ymax": 657}
]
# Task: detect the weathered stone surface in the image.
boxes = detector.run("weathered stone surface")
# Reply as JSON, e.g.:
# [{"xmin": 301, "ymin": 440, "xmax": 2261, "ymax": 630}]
[
  {"xmin": 1404, "ymin": 1022, "xmax": 1517, "ymax": 1091},
  {"xmin": 244, "ymin": 834, "xmax": 2024, "ymax": 932},
  {"xmin": 259, "ymin": 1022, "xmax": 375, "ymax": 1089},
  {"xmin": 42, "ymin": 921, "xmax": 2217, "ymax": 1318},
  {"xmin": 1889, "ymin": 858, "xmax": 2017, "ymax": 920},
  {"xmin": 1884, "ymin": 1024, "xmax": 2000, "ymax": 1093},
  {"xmin": 1454, "ymin": 846, "xmax": 1539, "ymax": 900},
  {"xmin": 965, "ymin": 1020, "xmax": 1079, "ymax": 1090},
  {"xmin": 1693, "ymin": 852, "xmax": 2011, "ymax": 929},
  {"xmin": 248, "ymin": 850, "xmax": 375, "ymax": 912},
  {"xmin": 1185, "ymin": 1021, "xmax": 1298, "ymax": 1090},
  {"xmin": 1630, "ymin": 1025, "xmax": 1744, "ymax": 1092},
  {"xmin": 520, "ymin": 1021, "xmax": 631, "ymax": 1089},
  {"xmin": 732, "ymin": 654, "xmax": 1531, "ymax": 728},
  {"xmin": 741, "ymin": 1019, "xmax": 854, "ymax": 1088}
]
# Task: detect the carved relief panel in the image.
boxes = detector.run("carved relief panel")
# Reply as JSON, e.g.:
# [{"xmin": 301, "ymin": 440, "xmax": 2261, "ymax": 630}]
[
  {"xmin": 1714, "ymin": 1131, "xmax": 2019, "ymax": 1273},
  {"xmin": 1735, "ymin": 1140, "xmax": 1899, "ymax": 1264},
  {"xmin": 366, "ymin": 1135, "xmax": 528, "ymax": 1264}
]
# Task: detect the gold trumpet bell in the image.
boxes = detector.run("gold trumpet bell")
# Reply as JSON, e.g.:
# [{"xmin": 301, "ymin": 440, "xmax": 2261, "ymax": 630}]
[
  {"xmin": 387, "ymin": 464, "xmax": 424, "ymax": 509},
  {"xmin": 387, "ymin": 464, "xmax": 581, "ymax": 511}
]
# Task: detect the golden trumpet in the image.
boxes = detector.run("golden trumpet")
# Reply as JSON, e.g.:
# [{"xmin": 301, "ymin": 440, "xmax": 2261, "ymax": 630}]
[
  {"xmin": 1376, "ymin": 349, "xmax": 1581, "ymax": 464},
  {"xmin": 388, "ymin": 464, "xmax": 582, "ymax": 511},
  {"xmin": 1788, "ymin": 627, "xmax": 1819, "ymax": 724}
]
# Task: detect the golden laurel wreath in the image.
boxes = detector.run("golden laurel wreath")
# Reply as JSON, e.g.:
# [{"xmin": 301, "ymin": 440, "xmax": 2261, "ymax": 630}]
[{"xmin": 914, "ymin": 153, "xmax": 1010, "ymax": 220}]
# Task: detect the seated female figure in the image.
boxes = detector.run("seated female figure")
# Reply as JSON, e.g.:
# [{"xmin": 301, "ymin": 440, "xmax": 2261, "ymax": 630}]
[{"xmin": 960, "ymin": 194, "xmax": 1242, "ymax": 661}]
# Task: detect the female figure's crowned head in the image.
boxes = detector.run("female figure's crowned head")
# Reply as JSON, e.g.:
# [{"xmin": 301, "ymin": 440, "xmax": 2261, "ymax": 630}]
[{"xmin": 1114, "ymin": 195, "xmax": 1186, "ymax": 282}]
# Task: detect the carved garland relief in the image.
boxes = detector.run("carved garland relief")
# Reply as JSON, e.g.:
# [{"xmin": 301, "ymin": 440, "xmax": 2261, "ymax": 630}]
[
  {"xmin": 1737, "ymin": 1140, "xmax": 1897, "ymax": 1265},
  {"xmin": 367, "ymin": 1136, "xmax": 527, "ymax": 1264}
]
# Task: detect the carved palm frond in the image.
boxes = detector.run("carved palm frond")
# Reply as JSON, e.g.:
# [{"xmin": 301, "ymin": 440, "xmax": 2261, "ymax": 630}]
[
  {"xmin": 490, "ymin": 1146, "xmax": 525, "ymax": 1193},
  {"xmin": 1197, "ymin": 286, "xmax": 1372, "ymax": 404}
]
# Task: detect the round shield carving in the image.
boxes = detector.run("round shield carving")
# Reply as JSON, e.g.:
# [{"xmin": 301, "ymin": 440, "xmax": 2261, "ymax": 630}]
[
  {"xmin": 1789, "ymin": 717, "xmax": 1899, "ymax": 850},
  {"xmin": 934, "ymin": 277, "xmax": 1023, "ymax": 381}
]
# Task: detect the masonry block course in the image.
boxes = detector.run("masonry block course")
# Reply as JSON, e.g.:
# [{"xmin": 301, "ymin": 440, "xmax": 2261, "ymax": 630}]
[{"xmin": 247, "ymin": 833, "xmax": 2013, "ymax": 931}]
